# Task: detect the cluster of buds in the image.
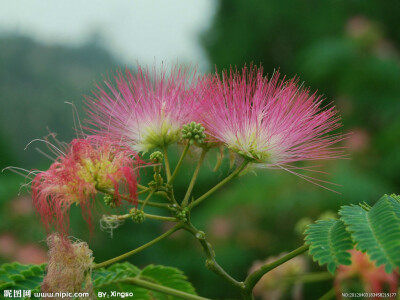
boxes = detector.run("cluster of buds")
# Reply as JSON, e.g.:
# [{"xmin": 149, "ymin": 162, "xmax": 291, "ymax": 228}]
[
  {"xmin": 182, "ymin": 122, "xmax": 206, "ymax": 145},
  {"xmin": 103, "ymin": 194, "xmax": 117, "ymax": 209},
  {"xmin": 149, "ymin": 151, "xmax": 164, "ymax": 187},
  {"xmin": 130, "ymin": 209, "xmax": 146, "ymax": 224},
  {"xmin": 175, "ymin": 207, "xmax": 190, "ymax": 222}
]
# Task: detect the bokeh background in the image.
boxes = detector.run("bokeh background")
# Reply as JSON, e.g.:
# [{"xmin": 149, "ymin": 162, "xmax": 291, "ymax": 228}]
[{"xmin": 1, "ymin": 1, "xmax": 399, "ymax": 299}]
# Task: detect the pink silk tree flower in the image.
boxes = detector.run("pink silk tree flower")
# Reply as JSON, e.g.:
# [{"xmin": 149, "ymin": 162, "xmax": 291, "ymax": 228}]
[
  {"xmin": 199, "ymin": 66, "xmax": 346, "ymax": 185},
  {"xmin": 335, "ymin": 249, "xmax": 398, "ymax": 298},
  {"xmin": 31, "ymin": 136, "xmax": 141, "ymax": 235},
  {"xmin": 85, "ymin": 64, "xmax": 199, "ymax": 153}
]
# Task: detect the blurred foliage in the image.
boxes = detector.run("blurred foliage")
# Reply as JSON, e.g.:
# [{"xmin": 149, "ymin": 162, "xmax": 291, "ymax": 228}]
[
  {"xmin": 1, "ymin": 1, "xmax": 400, "ymax": 298},
  {"xmin": 0, "ymin": 35, "xmax": 118, "ymax": 169}
]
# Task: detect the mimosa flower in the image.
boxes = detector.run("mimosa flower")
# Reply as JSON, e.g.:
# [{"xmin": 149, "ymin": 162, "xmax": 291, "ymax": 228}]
[
  {"xmin": 42, "ymin": 234, "xmax": 94, "ymax": 298},
  {"xmin": 335, "ymin": 249, "xmax": 398, "ymax": 298},
  {"xmin": 199, "ymin": 66, "xmax": 346, "ymax": 184},
  {"xmin": 32, "ymin": 136, "xmax": 140, "ymax": 234},
  {"xmin": 85, "ymin": 64, "xmax": 199, "ymax": 153}
]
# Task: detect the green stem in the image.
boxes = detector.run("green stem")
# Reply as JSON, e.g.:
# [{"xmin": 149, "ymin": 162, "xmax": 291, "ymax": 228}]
[
  {"xmin": 97, "ymin": 187, "xmax": 170, "ymax": 209},
  {"xmin": 189, "ymin": 160, "xmax": 249, "ymax": 209},
  {"xmin": 182, "ymin": 149, "xmax": 207, "ymax": 207},
  {"xmin": 163, "ymin": 146, "xmax": 172, "ymax": 182},
  {"xmin": 183, "ymin": 222, "xmax": 244, "ymax": 291},
  {"xmin": 141, "ymin": 190, "xmax": 155, "ymax": 211},
  {"xmin": 169, "ymin": 143, "xmax": 190, "ymax": 184},
  {"xmin": 93, "ymin": 224, "xmax": 182, "ymax": 269},
  {"xmin": 112, "ymin": 213, "xmax": 177, "ymax": 222},
  {"xmin": 137, "ymin": 188, "xmax": 150, "ymax": 195},
  {"xmin": 137, "ymin": 183, "xmax": 147, "ymax": 190},
  {"xmin": 161, "ymin": 146, "xmax": 180, "ymax": 207},
  {"xmin": 318, "ymin": 288, "xmax": 336, "ymax": 300},
  {"xmin": 243, "ymin": 245, "xmax": 309, "ymax": 293},
  {"xmin": 137, "ymin": 199, "xmax": 170, "ymax": 209},
  {"xmin": 144, "ymin": 213, "xmax": 177, "ymax": 222},
  {"xmin": 242, "ymin": 293, "xmax": 255, "ymax": 300},
  {"xmin": 124, "ymin": 277, "xmax": 210, "ymax": 300}
]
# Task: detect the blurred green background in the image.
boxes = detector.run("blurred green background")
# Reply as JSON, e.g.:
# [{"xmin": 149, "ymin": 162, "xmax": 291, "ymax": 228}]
[{"xmin": 1, "ymin": 1, "xmax": 399, "ymax": 299}]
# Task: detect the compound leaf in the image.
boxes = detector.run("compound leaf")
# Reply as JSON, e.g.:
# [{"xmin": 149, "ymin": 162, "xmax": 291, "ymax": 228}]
[
  {"xmin": 93, "ymin": 262, "xmax": 200, "ymax": 300},
  {"xmin": 339, "ymin": 194, "xmax": 400, "ymax": 273},
  {"xmin": 0, "ymin": 262, "xmax": 46, "ymax": 299},
  {"xmin": 304, "ymin": 219, "xmax": 353, "ymax": 274}
]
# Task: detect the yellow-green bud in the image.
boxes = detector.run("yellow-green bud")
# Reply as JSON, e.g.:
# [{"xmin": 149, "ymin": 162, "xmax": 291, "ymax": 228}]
[
  {"xmin": 104, "ymin": 194, "xmax": 117, "ymax": 208},
  {"xmin": 130, "ymin": 209, "xmax": 146, "ymax": 224},
  {"xmin": 150, "ymin": 151, "xmax": 164, "ymax": 163},
  {"xmin": 182, "ymin": 122, "xmax": 206, "ymax": 145}
]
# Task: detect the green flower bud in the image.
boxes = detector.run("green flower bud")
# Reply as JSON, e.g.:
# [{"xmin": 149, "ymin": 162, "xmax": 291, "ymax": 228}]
[
  {"xmin": 175, "ymin": 207, "xmax": 190, "ymax": 222},
  {"xmin": 182, "ymin": 122, "xmax": 206, "ymax": 145},
  {"xmin": 130, "ymin": 209, "xmax": 146, "ymax": 224},
  {"xmin": 150, "ymin": 151, "xmax": 164, "ymax": 163},
  {"xmin": 104, "ymin": 194, "xmax": 117, "ymax": 208}
]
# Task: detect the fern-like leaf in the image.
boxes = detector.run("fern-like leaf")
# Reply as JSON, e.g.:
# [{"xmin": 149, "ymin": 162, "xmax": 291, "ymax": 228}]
[
  {"xmin": 93, "ymin": 262, "xmax": 199, "ymax": 300},
  {"xmin": 92, "ymin": 262, "xmax": 141, "ymax": 288},
  {"xmin": 304, "ymin": 219, "xmax": 353, "ymax": 274},
  {"xmin": 139, "ymin": 265, "xmax": 197, "ymax": 299},
  {"xmin": 389, "ymin": 194, "xmax": 400, "ymax": 219},
  {"xmin": 0, "ymin": 263, "xmax": 46, "ymax": 299},
  {"xmin": 1, "ymin": 261, "xmax": 201, "ymax": 300},
  {"xmin": 339, "ymin": 194, "xmax": 400, "ymax": 273}
]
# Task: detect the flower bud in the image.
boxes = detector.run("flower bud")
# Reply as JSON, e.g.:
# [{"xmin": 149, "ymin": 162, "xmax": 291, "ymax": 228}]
[
  {"xmin": 150, "ymin": 151, "xmax": 164, "ymax": 163},
  {"xmin": 182, "ymin": 122, "xmax": 206, "ymax": 145},
  {"xmin": 103, "ymin": 194, "xmax": 117, "ymax": 208},
  {"xmin": 130, "ymin": 209, "xmax": 146, "ymax": 224}
]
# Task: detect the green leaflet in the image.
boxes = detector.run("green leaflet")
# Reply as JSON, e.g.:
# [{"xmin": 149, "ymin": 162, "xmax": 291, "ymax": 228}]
[
  {"xmin": 389, "ymin": 194, "xmax": 400, "ymax": 219},
  {"xmin": 93, "ymin": 263, "xmax": 198, "ymax": 300},
  {"xmin": 92, "ymin": 262, "xmax": 141, "ymax": 288},
  {"xmin": 304, "ymin": 194, "xmax": 400, "ymax": 274},
  {"xmin": 0, "ymin": 263, "xmax": 46, "ymax": 299},
  {"xmin": 140, "ymin": 265, "xmax": 197, "ymax": 299},
  {"xmin": 339, "ymin": 194, "xmax": 400, "ymax": 273},
  {"xmin": 304, "ymin": 219, "xmax": 353, "ymax": 274},
  {"xmin": 92, "ymin": 263, "xmax": 149, "ymax": 299},
  {"xmin": 1, "ymin": 261, "xmax": 199, "ymax": 300}
]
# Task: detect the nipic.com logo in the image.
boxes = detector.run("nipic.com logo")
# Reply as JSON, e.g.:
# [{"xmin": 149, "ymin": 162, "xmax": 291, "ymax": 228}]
[
  {"xmin": 3, "ymin": 290, "xmax": 31, "ymax": 298},
  {"xmin": 3, "ymin": 290, "xmax": 90, "ymax": 298}
]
